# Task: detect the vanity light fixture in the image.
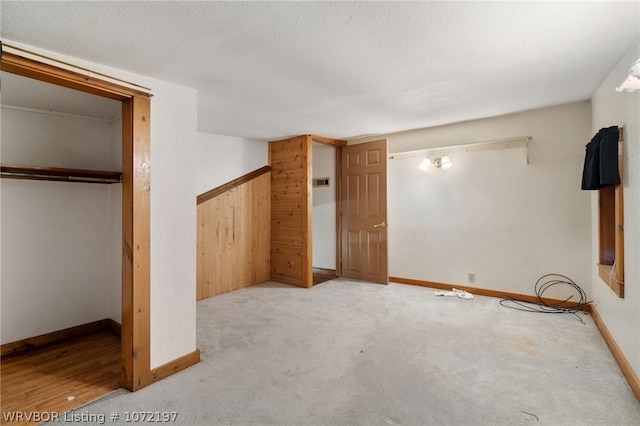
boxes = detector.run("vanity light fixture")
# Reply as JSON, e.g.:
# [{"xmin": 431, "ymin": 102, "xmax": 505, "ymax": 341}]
[{"xmin": 418, "ymin": 156, "xmax": 452, "ymax": 171}]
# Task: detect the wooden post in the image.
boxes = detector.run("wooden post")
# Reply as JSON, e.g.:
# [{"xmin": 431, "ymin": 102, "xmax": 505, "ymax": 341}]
[{"xmin": 121, "ymin": 96, "xmax": 151, "ymax": 390}]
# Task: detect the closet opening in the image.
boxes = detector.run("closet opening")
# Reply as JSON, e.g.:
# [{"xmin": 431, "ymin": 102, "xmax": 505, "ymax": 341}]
[
  {"xmin": 1, "ymin": 45, "xmax": 152, "ymax": 418},
  {"xmin": 1, "ymin": 69, "xmax": 123, "ymax": 416}
]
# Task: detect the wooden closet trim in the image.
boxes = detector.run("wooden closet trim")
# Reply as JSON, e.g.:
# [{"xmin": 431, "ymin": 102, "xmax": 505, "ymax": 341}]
[
  {"xmin": 121, "ymin": 96, "xmax": 151, "ymax": 390},
  {"xmin": 1, "ymin": 51, "xmax": 152, "ymax": 391},
  {"xmin": 1, "ymin": 51, "xmax": 149, "ymax": 100}
]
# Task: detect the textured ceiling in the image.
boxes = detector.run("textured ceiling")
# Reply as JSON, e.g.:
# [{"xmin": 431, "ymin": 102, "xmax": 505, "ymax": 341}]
[{"xmin": 1, "ymin": 1, "xmax": 639, "ymax": 140}]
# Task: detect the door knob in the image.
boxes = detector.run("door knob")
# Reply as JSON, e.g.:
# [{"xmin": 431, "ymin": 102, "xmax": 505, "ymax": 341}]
[{"xmin": 373, "ymin": 222, "xmax": 386, "ymax": 228}]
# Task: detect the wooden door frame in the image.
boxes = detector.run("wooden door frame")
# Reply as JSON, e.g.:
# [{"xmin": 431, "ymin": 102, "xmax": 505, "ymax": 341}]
[
  {"xmin": 1, "ymin": 50, "xmax": 152, "ymax": 391},
  {"xmin": 336, "ymin": 145, "xmax": 343, "ymax": 277}
]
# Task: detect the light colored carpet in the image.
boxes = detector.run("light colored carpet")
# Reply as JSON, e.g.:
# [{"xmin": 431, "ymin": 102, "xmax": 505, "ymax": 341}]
[{"xmin": 73, "ymin": 279, "xmax": 640, "ymax": 425}]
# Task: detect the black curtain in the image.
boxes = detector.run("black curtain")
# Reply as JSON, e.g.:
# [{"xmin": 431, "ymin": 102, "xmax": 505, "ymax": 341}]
[{"xmin": 581, "ymin": 126, "xmax": 620, "ymax": 190}]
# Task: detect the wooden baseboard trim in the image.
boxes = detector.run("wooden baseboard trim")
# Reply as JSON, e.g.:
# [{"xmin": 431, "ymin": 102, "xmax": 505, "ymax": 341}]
[
  {"xmin": 389, "ymin": 276, "xmax": 591, "ymax": 312},
  {"xmin": 1, "ymin": 318, "xmax": 120, "ymax": 357},
  {"xmin": 107, "ymin": 318, "xmax": 122, "ymax": 336},
  {"xmin": 151, "ymin": 349, "xmax": 201, "ymax": 384},
  {"xmin": 590, "ymin": 306, "xmax": 640, "ymax": 401}
]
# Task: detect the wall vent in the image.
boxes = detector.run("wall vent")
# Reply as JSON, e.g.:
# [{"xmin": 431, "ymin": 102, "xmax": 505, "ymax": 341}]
[{"xmin": 313, "ymin": 177, "xmax": 330, "ymax": 187}]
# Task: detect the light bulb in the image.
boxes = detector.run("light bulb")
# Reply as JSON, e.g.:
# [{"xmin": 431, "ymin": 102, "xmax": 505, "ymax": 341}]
[
  {"xmin": 418, "ymin": 158, "xmax": 431, "ymax": 171},
  {"xmin": 441, "ymin": 156, "xmax": 453, "ymax": 170}
]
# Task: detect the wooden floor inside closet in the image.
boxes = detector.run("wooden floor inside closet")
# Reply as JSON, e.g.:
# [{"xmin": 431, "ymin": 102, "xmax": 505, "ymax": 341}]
[{"xmin": 1, "ymin": 330, "xmax": 120, "ymax": 425}]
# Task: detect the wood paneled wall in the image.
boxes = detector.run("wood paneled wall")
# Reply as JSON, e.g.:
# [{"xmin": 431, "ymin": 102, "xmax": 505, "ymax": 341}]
[
  {"xmin": 196, "ymin": 172, "xmax": 271, "ymax": 300},
  {"xmin": 270, "ymin": 136, "xmax": 313, "ymax": 288}
]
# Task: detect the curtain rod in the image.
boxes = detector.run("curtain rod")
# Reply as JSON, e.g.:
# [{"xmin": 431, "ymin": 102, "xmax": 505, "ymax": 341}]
[
  {"xmin": 2, "ymin": 42, "xmax": 154, "ymax": 96},
  {"xmin": 389, "ymin": 136, "xmax": 532, "ymax": 159}
]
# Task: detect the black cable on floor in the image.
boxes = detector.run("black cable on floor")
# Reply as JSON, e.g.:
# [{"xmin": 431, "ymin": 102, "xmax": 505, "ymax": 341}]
[{"xmin": 499, "ymin": 274, "xmax": 591, "ymax": 323}]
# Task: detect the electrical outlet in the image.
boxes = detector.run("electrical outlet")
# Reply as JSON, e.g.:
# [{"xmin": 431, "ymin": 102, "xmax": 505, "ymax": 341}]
[{"xmin": 467, "ymin": 272, "xmax": 476, "ymax": 283}]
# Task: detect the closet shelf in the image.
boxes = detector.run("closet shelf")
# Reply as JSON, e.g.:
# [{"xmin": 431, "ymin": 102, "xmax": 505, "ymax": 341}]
[{"xmin": 1, "ymin": 164, "xmax": 122, "ymax": 184}]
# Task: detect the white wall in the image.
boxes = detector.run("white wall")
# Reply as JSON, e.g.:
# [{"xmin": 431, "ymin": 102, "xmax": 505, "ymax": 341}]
[
  {"xmin": 590, "ymin": 41, "xmax": 640, "ymax": 377},
  {"xmin": 356, "ymin": 101, "xmax": 592, "ymax": 300},
  {"xmin": 196, "ymin": 132, "xmax": 268, "ymax": 194},
  {"xmin": 1, "ymin": 107, "xmax": 112, "ymax": 169},
  {"xmin": 4, "ymin": 41, "xmax": 200, "ymax": 368},
  {"xmin": 149, "ymin": 82, "xmax": 197, "ymax": 368},
  {"xmin": 312, "ymin": 142, "xmax": 336, "ymax": 269},
  {"xmin": 1, "ymin": 107, "xmax": 115, "ymax": 343}
]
